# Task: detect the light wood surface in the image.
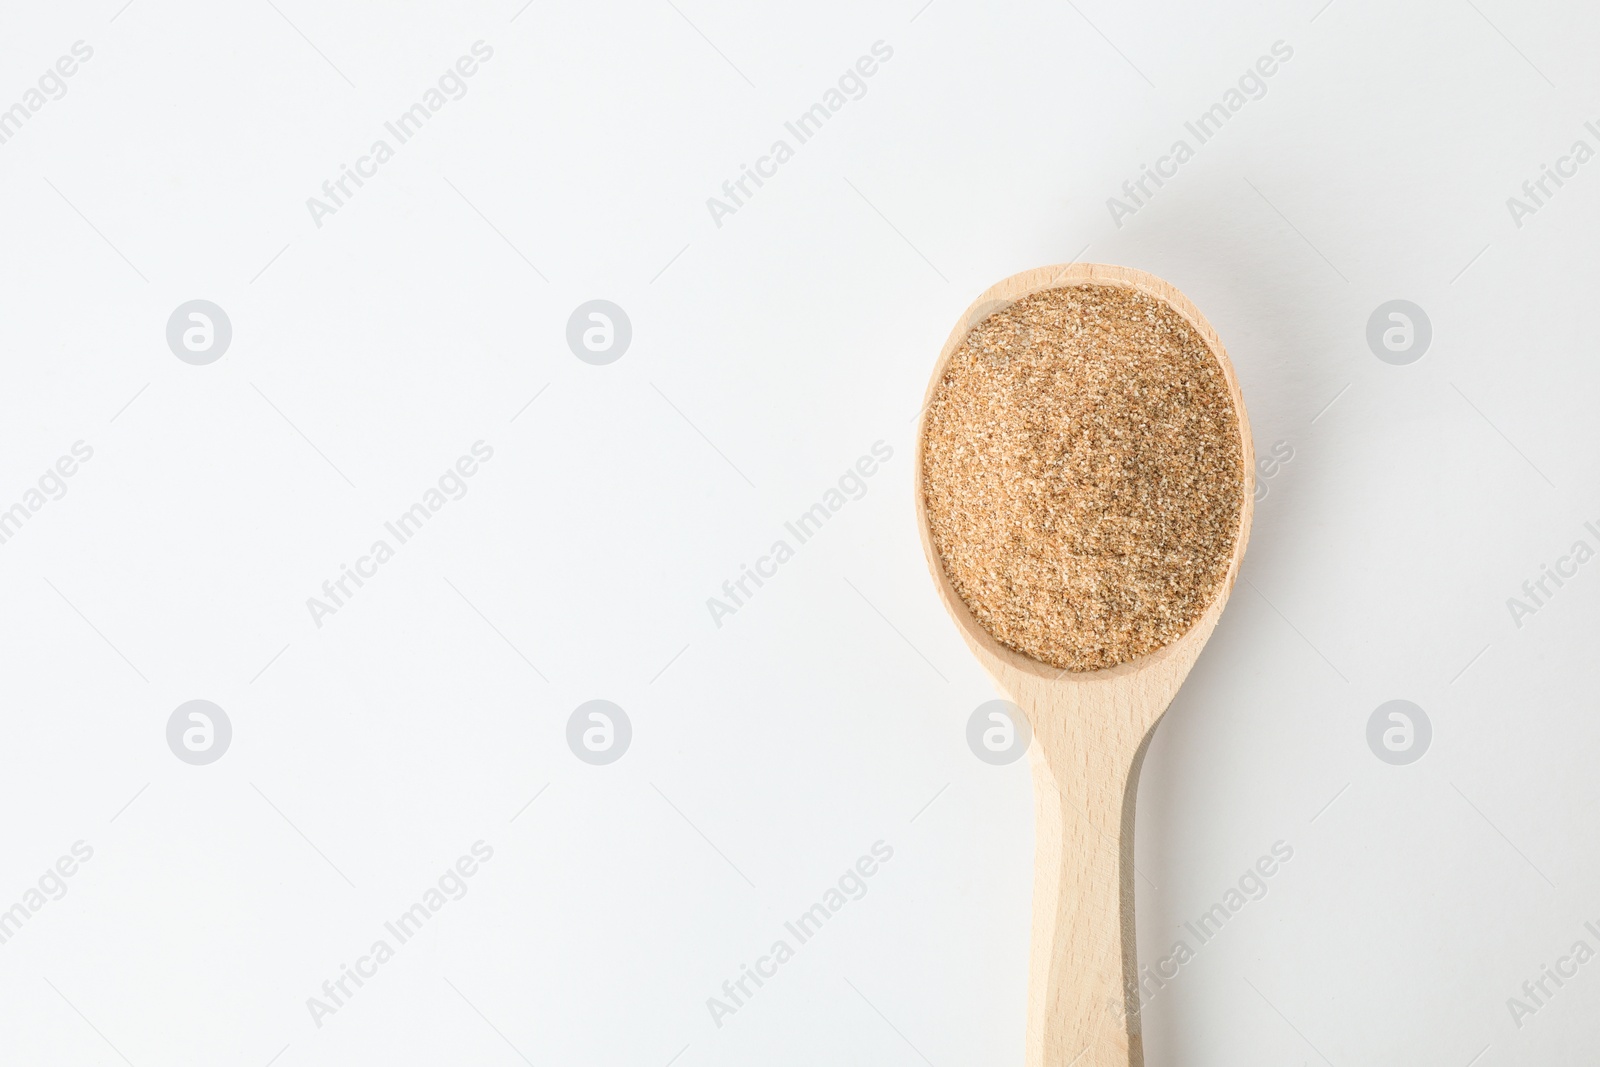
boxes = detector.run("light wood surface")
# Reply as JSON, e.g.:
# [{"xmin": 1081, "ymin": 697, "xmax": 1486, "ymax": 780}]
[{"xmin": 915, "ymin": 263, "xmax": 1254, "ymax": 1067}]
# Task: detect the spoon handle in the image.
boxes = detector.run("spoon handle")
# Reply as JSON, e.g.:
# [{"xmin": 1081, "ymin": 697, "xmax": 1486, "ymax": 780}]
[{"xmin": 1026, "ymin": 720, "xmax": 1147, "ymax": 1067}]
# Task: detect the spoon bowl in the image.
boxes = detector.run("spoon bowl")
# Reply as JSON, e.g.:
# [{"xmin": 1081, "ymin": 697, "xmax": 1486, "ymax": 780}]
[{"xmin": 916, "ymin": 262, "xmax": 1253, "ymax": 1067}]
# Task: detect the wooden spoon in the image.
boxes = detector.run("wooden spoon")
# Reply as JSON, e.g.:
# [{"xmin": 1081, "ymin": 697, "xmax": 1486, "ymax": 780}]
[{"xmin": 915, "ymin": 263, "xmax": 1254, "ymax": 1067}]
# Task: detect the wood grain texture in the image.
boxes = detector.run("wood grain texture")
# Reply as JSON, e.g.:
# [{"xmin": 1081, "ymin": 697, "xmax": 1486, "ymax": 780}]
[{"xmin": 915, "ymin": 263, "xmax": 1254, "ymax": 1067}]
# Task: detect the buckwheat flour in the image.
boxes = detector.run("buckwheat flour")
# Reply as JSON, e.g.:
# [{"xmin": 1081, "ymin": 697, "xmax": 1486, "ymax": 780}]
[{"xmin": 921, "ymin": 284, "xmax": 1243, "ymax": 672}]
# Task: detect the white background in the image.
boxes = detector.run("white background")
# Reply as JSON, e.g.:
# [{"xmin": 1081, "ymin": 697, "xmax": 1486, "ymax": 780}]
[{"xmin": 1, "ymin": 0, "xmax": 1596, "ymax": 1064}]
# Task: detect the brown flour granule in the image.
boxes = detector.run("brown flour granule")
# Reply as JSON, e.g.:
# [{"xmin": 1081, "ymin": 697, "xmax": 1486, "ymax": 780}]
[{"xmin": 921, "ymin": 284, "xmax": 1243, "ymax": 672}]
